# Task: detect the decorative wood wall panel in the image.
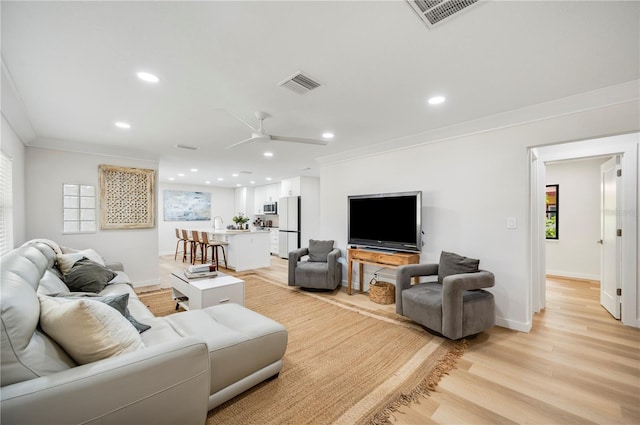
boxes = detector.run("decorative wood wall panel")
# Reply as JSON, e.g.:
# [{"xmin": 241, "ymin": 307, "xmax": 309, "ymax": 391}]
[{"xmin": 99, "ymin": 165, "xmax": 155, "ymax": 229}]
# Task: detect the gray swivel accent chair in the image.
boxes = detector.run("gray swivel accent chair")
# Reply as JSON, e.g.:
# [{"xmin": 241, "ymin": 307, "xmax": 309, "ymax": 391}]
[
  {"xmin": 288, "ymin": 240, "xmax": 342, "ymax": 290},
  {"xmin": 396, "ymin": 251, "xmax": 495, "ymax": 340}
]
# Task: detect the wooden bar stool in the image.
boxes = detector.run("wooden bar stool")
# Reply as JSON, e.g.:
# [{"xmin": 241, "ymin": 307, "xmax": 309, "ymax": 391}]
[
  {"xmin": 174, "ymin": 228, "xmax": 189, "ymax": 261},
  {"xmin": 201, "ymin": 231, "xmax": 227, "ymax": 270},
  {"xmin": 181, "ymin": 229, "xmax": 196, "ymax": 263},
  {"xmin": 191, "ymin": 230, "xmax": 206, "ymax": 264}
]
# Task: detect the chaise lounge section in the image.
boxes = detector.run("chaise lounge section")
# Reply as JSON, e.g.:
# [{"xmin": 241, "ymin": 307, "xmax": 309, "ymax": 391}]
[{"xmin": 1, "ymin": 240, "xmax": 288, "ymax": 424}]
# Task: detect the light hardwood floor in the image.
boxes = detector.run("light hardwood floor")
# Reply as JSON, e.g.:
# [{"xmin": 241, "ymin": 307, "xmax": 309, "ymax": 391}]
[{"xmin": 154, "ymin": 255, "xmax": 640, "ymax": 425}]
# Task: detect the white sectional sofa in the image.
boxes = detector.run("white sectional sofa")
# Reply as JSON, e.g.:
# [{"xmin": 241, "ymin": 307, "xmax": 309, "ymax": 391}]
[{"xmin": 1, "ymin": 240, "xmax": 288, "ymax": 424}]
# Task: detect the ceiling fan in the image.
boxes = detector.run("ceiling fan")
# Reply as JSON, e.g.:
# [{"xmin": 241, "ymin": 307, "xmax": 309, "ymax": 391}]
[{"xmin": 224, "ymin": 111, "xmax": 329, "ymax": 149}]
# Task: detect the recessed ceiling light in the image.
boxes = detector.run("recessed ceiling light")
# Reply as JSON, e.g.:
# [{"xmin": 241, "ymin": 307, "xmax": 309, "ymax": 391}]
[
  {"xmin": 322, "ymin": 132, "xmax": 334, "ymax": 139},
  {"xmin": 177, "ymin": 173, "xmax": 185, "ymax": 177},
  {"xmin": 428, "ymin": 96, "xmax": 446, "ymax": 105},
  {"xmin": 136, "ymin": 71, "xmax": 159, "ymax": 83},
  {"xmin": 114, "ymin": 121, "xmax": 131, "ymax": 129},
  {"xmin": 264, "ymin": 152, "xmax": 273, "ymax": 157},
  {"xmin": 236, "ymin": 184, "xmax": 242, "ymax": 187},
  {"xmin": 205, "ymin": 181, "xmax": 211, "ymax": 184},
  {"xmin": 266, "ymin": 177, "xmax": 272, "ymax": 181},
  {"xmin": 168, "ymin": 177, "xmax": 175, "ymax": 181},
  {"xmin": 232, "ymin": 173, "xmax": 239, "ymax": 177},
  {"xmin": 217, "ymin": 177, "xmax": 223, "ymax": 181},
  {"xmin": 190, "ymin": 168, "xmax": 198, "ymax": 172},
  {"xmin": 250, "ymin": 181, "xmax": 256, "ymax": 184}
]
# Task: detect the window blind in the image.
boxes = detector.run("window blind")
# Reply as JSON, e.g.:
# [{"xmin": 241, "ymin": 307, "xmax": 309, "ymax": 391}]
[{"xmin": 0, "ymin": 150, "xmax": 14, "ymax": 255}]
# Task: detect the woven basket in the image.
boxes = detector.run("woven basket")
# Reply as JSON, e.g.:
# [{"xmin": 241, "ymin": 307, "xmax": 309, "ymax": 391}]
[{"xmin": 369, "ymin": 281, "xmax": 395, "ymax": 305}]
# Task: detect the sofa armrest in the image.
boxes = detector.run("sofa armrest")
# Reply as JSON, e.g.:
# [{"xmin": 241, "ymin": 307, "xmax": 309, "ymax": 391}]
[
  {"xmin": 395, "ymin": 263, "xmax": 438, "ymax": 315},
  {"xmin": 105, "ymin": 261, "xmax": 124, "ymax": 272},
  {"xmin": 1, "ymin": 337, "xmax": 210, "ymax": 425},
  {"xmin": 288, "ymin": 247, "xmax": 309, "ymax": 286}
]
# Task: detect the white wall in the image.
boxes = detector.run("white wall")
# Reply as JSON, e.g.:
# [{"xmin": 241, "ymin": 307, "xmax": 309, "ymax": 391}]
[
  {"xmin": 25, "ymin": 147, "xmax": 159, "ymax": 286},
  {"xmin": 158, "ymin": 183, "xmax": 235, "ymax": 255},
  {"xmin": 545, "ymin": 157, "xmax": 608, "ymax": 280},
  {"xmin": 320, "ymin": 100, "xmax": 639, "ymax": 332},
  {"xmin": 300, "ymin": 176, "xmax": 320, "ymax": 244},
  {"xmin": 1, "ymin": 115, "xmax": 27, "ymax": 247}
]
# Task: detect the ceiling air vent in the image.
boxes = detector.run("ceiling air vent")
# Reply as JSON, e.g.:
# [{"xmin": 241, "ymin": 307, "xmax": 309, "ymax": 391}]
[
  {"xmin": 175, "ymin": 144, "xmax": 199, "ymax": 150},
  {"xmin": 407, "ymin": 0, "xmax": 481, "ymax": 29},
  {"xmin": 278, "ymin": 71, "xmax": 322, "ymax": 95}
]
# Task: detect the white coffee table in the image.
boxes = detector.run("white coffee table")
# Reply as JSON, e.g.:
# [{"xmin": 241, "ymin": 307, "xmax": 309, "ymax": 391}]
[{"xmin": 170, "ymin": 270, "xmax": 245, "ymax": 310}]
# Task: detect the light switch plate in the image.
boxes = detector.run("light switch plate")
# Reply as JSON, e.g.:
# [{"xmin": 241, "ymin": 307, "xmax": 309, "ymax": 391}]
[{"xmin": 507, "ymin": 217, "xmax": 517, "ymax": 229}]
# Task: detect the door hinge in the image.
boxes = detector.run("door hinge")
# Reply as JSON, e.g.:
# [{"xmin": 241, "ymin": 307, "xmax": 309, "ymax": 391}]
[
  {"xmin": 617, "ymin": 229, "xmax": 622, "ymax": 237},
  {"xmin": 617, "ymin": 169, "xmax": 622, "ymax": 177},
  {"xmin": 616, "ymin": 288, "xmax": 622, "ymax": 296}
]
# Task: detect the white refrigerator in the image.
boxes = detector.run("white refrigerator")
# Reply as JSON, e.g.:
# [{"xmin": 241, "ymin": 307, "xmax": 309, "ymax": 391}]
[{"xmin": 278, "ymin": 196, "xmax": 300, "ymax": 258}]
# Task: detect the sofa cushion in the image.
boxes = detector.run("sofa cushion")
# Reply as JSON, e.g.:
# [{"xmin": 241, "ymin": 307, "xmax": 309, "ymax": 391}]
[
  {"xmin": 56, "ymin": 249, "xmax": 105, "ymax": 275},
  {"xmin": 438, "ymin": 251, "xmax": 480, "ymax": 284},
  {"xmin": 308, "ymin": 239, "xmax": 334, "ymax": 262},
  {"xmin": 63, "ymin": 258, "xmax": 117, "ymax": 293},
  {"xmin": 38, "ymin": 295, "xmax": 144, "ymax": 365},
  {"xmin": 54, "ymin": 292, "xmax": 151, "ymax": 333}
]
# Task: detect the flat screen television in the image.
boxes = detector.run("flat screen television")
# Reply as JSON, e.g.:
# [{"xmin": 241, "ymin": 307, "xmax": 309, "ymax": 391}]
[{"xmin": 348, "ymin": 191, "xmax": 422, "ymax": 252}]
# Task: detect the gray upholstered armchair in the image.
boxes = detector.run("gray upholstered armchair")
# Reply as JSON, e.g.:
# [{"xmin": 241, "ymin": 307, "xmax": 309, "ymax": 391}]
[
  {"xmin": 396, "ymin": 251, "xmax": 495, "ymax": 340},
  {"xmin": 288, "ymin": 240, "xmax": 342, "ymax": 290}
]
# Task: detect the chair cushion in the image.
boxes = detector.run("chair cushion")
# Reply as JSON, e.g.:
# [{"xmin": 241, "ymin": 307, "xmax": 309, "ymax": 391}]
[
  {"xmin": 308, "ymin": 239, "xmax": 334, "ymax": 262},
  {"xmin": 438, "ymin": 251, "xmax": 479, "ymax": 284}
]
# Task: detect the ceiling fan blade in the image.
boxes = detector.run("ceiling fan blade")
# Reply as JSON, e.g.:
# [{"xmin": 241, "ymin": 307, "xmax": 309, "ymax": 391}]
[
  {"xmin": 270, "ymin": 135, "xmax": 328, "ymax": 146},
  {"xmin": 224, "ymin": 136, "xmax": 255, "ymax": 150},
  {"xmin": 221, "ymin": 109, "xmax": 258, "ymax": 132}
]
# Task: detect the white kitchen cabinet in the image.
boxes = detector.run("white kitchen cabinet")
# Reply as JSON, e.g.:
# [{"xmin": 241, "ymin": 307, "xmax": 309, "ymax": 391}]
[
  {"xmin": 212, "ymin": 231, "xmax": 271, "ymax": 271},
  {"xmin": 265, "ymin": 183, "xmax": 280, "ymax": 203},
  {"xmin": 254, "ymin": 185, "xmax": 266, "ymax": 214},
  {"xmin": 280, "ymin": 177, "xmax": 301, "ymax": 197},
  {"xmin": 269, "ymin": 228, "xmax": 279, "ymax": 255},
  {"xmin": 254, "ymin": 183, "xmax": 280, "ymax": 214}
]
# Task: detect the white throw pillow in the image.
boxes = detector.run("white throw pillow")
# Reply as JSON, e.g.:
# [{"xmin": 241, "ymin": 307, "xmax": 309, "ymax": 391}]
[
  {"xmin": 56, "ymin": 249, "xmax": 105, "ymax": 275},
  {"xmin": 38, "ymin": 295, "xmax": 144, "ymax": 365}
]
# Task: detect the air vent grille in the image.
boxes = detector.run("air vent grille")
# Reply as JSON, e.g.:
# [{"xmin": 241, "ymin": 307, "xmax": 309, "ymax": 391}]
[
  {"xmin": 175, "ymin": 144, "xmax": 199, "ymax": 150},
  {"xmin": 278, "ymin": 72, "xmax": 322, "ymax": 95},
  {"xmin": 408, "ymin": 0, "xmax": 480, "ymax": 29}
]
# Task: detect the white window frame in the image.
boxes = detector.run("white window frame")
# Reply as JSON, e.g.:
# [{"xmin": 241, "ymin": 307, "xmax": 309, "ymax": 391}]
[{"xmin": 63, "ymin": 184, "xmax": 97, "ymax": 234}]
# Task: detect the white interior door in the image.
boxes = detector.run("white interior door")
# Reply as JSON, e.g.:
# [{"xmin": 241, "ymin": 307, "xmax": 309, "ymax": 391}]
[{"xmin": 600, "ymin": 156, "xmax": 620, "ymax": 319}]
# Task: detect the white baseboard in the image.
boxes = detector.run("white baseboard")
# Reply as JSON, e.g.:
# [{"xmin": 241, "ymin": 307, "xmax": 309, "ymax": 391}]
[
  {"xmin": 495, "ymin": 316, "xmax": 532, "ymax": 333},
  {"xmin": 132, "ymin": 279, "xmax": 159, "ymax": 289},
  {"xmin": 546, "ymin": 270, "xmax": 600, "ymax": 281}
]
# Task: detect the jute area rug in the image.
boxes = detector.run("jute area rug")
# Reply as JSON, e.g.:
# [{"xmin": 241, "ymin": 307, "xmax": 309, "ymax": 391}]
[{"xmin": 139, "ymin": 275, "xmax": 466, "ymax": 425}]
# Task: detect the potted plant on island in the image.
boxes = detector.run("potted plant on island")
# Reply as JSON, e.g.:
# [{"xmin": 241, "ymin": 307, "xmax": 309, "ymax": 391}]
[{"xmin": 232, "ymin": 213, "xmax": 250, "ymax": 230}]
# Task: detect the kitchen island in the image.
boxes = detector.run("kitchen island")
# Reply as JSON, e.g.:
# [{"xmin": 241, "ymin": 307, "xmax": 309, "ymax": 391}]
[{"xmin": 210, "ymin": 230, "xmax": 271, "ymax": 272}]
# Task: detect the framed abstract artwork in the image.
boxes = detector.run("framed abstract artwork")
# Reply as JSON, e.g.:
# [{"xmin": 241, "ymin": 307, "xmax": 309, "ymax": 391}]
[{"xmin": 163, "ymin": 190, "xmax": 211, "ymax": 221}]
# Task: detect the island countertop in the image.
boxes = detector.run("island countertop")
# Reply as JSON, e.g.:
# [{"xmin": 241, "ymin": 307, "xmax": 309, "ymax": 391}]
[{"xmin": 211, "ymin": 229, "xmax": 270, "ymax": 235}]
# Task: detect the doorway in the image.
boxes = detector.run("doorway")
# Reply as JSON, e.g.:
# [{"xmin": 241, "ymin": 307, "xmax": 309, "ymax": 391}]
[
  {"xmin": 529, "ymin": 132, "xmax": 638, "ymax": 327},
  {"xmin": 544, "ymin": 155, "xmax": 618, "ymax": 320}
]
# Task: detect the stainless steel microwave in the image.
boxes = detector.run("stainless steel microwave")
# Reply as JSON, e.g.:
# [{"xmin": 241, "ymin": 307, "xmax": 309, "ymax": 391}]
[{"xmin": 263, "ymin": 202, "xmax": 277, "ymax": 214}]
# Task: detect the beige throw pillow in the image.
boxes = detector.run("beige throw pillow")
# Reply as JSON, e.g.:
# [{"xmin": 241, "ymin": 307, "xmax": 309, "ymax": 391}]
[
  {"xmin": 56, "ymin": 249, "xmax": 105, "ymax": 275},
  {"xmin": 38, "ymin": 295, "xmax": 144, "ymax": 365}
]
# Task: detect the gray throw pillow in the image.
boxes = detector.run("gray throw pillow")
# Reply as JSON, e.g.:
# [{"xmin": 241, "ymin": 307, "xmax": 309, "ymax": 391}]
[
  {"xmin": 54, "ymin": 292, "xmax": 151, "ymax": 333},
  {"xmin": 63, "ymin": 258, "xmax": 117, "ymax": 293},
  {"xmin": 308, "ymin": 239, "xmax": 334, "ymax": 262},
  {"xmin": 438, "ymin": 251, "xmax": 480, "ymax": 284}
]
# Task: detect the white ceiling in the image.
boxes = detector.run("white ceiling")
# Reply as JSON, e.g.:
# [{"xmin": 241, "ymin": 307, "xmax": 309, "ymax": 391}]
[{"xmin": 2, "ymin": 1, "xmax": 639, "ymax": 187}]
